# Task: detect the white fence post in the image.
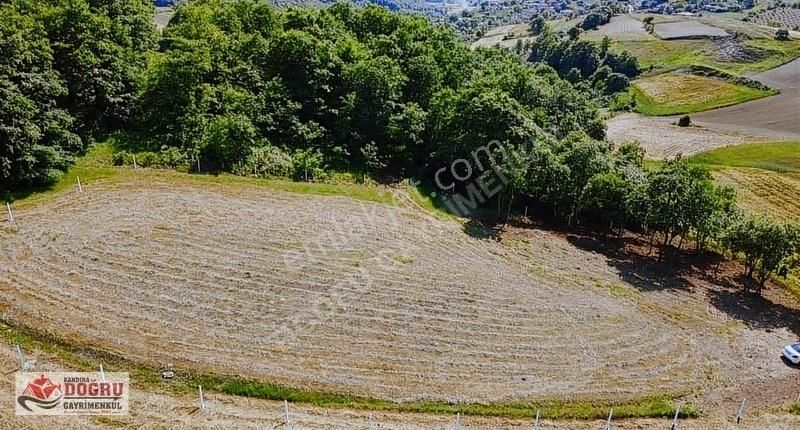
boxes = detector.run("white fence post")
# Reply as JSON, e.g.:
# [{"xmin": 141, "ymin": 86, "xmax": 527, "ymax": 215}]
[
  {"xmin": 605, "ymin": 408, "xmax": 613, "ymax": 430},
  {"xmin": 283, "ymin": 400, "xmax": 292, "ymax": 430},
  {"xmin": 6, "ymin": 202, "xmax": 14, "ymax": 224},
  {"xmin": 736, "ymin": 398, "xmax": 746, "ymax": 424},
  {"xmin": 198, "ymin": 385, "xmax": 205, "ymax": 411},
  {"xmin": 454, "ymin": 412, "xmax": 461, "ymax": 430},
  {"xmin": 671, "ymin": 402, "xmax": 682, "ymax": 430},
  {"xmin": 533, "ymin": 409, "xmax": 540, "ymax": 429},
  {"xmin": 77, "ymin": 176, "xmax": 83, "ymax": 193},
  {"xmin": 15, "ymin": 344, "xmax": 24, "ymax": 369},
  {"xmin": 99, "ymin": 364, "xmax": 105, "ymax": 382}
]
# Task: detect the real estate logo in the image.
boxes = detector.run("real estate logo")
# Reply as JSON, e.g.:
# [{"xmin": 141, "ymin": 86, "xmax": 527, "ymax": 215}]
[{"xmin": 15, "ymin": 372, "xmax": 129, "ymax": 416}]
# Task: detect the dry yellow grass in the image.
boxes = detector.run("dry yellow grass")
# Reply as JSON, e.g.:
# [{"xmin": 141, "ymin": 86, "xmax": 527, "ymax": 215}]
[
  {"xmin": 713, "ymin": 168, "xmax": 800, "ymax": 222},
  {"xmin": 633, "ymin": 72, "xmax": 774, "ymax": 115}
]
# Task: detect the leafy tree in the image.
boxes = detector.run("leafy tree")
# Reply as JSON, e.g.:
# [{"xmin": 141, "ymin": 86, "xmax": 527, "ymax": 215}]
[
  {"xmin": 567, "ymin": 26, "xmax": 582, "ymax": 40},
  {"xmin": 580, "ymin": 9, "xmax": 612, "ymax": 31},
  {"xmin": 529, "ymin": 15, "xmax": 547, "ymax": 35},
  {"xmin": 646, "ymin": 158, "xmax": 722, "ymax": 258},
  {"xmin": 43, "ymin": 0, "xmax": 155, "ymax": 136},
  {"xmin": 725, "ymin": 217, "xmax": 800, "ymax": 293},
  {"xmin": 580, "ymin": 171, "xmax": 630, "ymax": 235},
  {"xmin": 202, "ymin": 114, "xmax": 258, "ymax": 170},
  {"xmin": 0, "ymin": 3, "xmax": 81, "ymax": 190},
  {"xmin": 604, "ymin": 73, "xmax": 630, "ymax": 94},
  {"xmin": 292, "ymin": 148, "xmax": 323, "ymax": 181}
]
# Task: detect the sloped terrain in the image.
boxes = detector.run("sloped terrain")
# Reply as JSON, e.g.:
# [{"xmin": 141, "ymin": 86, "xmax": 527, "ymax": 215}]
[{"xmin": 1, "ymin": 175, "xmax": 798, "ymax": 409}]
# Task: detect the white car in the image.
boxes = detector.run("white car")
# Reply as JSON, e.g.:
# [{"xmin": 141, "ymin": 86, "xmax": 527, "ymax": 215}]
[{"xmin": 782, "ymin": 343, "xmax": 800, "ymax": 364}]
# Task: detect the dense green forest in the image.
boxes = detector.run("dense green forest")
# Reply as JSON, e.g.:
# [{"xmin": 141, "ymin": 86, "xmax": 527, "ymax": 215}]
[
  {"xmin": 0, "ymin": 0, "xmax": 797, "ymax": 287},
  {"xmin": 0, "ymin": 0, "xmax": 155, "ymax": 188}
]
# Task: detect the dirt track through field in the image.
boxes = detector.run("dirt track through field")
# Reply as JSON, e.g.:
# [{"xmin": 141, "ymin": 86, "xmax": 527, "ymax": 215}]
[{"xmin": 1, "ymin": 177, "xmax": 799, "ymax": 410}]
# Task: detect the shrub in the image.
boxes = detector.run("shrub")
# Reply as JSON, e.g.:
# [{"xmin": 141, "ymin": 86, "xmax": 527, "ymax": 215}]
[
  {"xmin": 292, "ymin": 149, "xmax": 324, "ymax": 181},
  {"xmin": 235, "ymin": 145, "xmax": 293, "ymax": 178},
  {"xmin": 776, "ymin": 29, "xmax": 790, "ymax": 41},
  {"xmin": 112, "ymin": 147, "xmax": 190, "ymax": 169},
  {"xmin": 678, "ymin": 115, "xmax": 692, "ymax": 127},
  {"xmin": 605, "ymin": 73, "xmax": 630, "ymax": 94}
]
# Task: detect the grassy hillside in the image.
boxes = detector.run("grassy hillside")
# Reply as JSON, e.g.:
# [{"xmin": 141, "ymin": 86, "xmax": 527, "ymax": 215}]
[
  {"xmin": 689, "ymin": 142, "xmax": 800, "ymax": 219},
  {"xmin": 6, "ymin": 142, "xmax": 395, "ymax": 208},
  {"xmin": 601, "ymin": 14, "xmax": 800, "ymax": 115},
  {"xmin": 632, "ymin": 72, "xmax": 776, "ymax": 115},
  {"xmin": 690, "ymin": 141, "xmax": 800, "ymax": 172},
  {"xmin": 691, "ymin": 141, "xmax": 800, "ymax": 307}
]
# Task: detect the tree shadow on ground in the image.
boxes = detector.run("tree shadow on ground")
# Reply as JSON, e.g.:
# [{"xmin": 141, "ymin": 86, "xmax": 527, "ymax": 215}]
[
  {"xmin": 564, "ymin": 229, "xmax": 800, "ymax": 340},
  {"xmin": 709, "ymin": 288, "xmax": 800, "ymax": 338},
  {"xmin": 566, "ymin": 233, "xmax": 699, "ymax": 293}
]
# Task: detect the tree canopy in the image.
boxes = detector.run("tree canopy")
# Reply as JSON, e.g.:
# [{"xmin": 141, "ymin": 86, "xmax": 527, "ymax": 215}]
[{"xmin": 0, "ymin": 0, "xmax": 155, "ymax": 190}]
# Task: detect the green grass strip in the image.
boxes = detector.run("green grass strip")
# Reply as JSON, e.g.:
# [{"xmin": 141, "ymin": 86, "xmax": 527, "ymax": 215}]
[
  {"xmin": 688, "ymin": 141, "xmax": 800, "ymax": 173},
  {"xmin": 5, "ymin": 142, "xmax": 395, "ymax": 207}
]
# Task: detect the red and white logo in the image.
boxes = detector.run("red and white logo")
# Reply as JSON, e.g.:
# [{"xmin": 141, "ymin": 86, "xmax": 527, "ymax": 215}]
[
  {"xmin": 16, "ymin": 372, "xmax": 129, "ymax": 416},
  {"xmin": 17, "ymin": 374, "xmax": 63, "ymax": 412}
]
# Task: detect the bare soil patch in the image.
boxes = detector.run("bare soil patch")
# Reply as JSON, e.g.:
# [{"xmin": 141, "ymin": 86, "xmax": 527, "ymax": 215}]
[
  {"xmin": 692, "ymin": 57, "xmax": 800, "ymax": 138},
  {"xmin": 2, "ymin": 340, "xmax": 800, "ymax": 429},
  {"xmin": 609, "ymin": 57, "xmax": 800, "ymax": 157},
  {"xmin": 0, "ymin": 178, "xmax": 701, "ymax": 403},
  {"xmin": 606, "ymin": 112, "xmax": 767, "ymax": 158},
  {"xmin": 654, "ymin": 20, "xmax": 729, "ymax": 39},
  {"xmin": 589, "ymin": 15, "xmax": 654, "ymax": 41},
  {"xmin": 714, "ymin": 36, "xmax": 768, "ymax": 63}
]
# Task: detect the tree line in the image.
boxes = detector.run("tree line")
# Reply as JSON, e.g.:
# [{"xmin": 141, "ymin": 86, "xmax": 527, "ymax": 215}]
[{"xmin": 0, "ymin": 0, "xmax": 155, "ymax": 189}]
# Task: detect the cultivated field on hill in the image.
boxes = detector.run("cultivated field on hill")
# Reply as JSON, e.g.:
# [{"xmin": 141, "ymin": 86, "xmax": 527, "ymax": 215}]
[
  {"xmin": 751, "ymin": 7, "xmax": 800, "ymax": 30},
  {"xmin": 691, "ymin": 56, "xmax": 800, "ymax": 137},
  {"xmin": 608, "ymin": 56, "xmax": 800, "ymax": 156},
  {"xmin": 2, "ymin": 172, "xmax": 800, "ymax": 414},
  {"xmin": 606, "ymin": 112, "xmax": 767, "ymax": 158},
  {"xmin": 653, "ymin": 20, "xmax": 729, "ymax": 39},
  {"xmin": 583, "ymin": 15, "xmax": 654, "ymax": 41},
  {"xmin": 632, "ymin": 71, "xmax": 775, "ymax": 115},
  {"xmin": 690, "ymin": 141, "xmax": 800, "ymax": 221},
  {"xmin": 1, "ymin": 178, "xmax": 700, "ymax": 402}
]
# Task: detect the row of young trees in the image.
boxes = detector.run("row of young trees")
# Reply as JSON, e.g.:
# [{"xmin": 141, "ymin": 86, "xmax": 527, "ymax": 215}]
[{"xmin": 495, "ymin": 137, "xmax": 799, "ymax": 292}]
